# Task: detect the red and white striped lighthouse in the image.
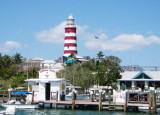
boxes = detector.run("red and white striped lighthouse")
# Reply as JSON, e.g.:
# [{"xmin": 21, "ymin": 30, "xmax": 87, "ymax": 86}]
[{"xmin": 63, "ymin": 15, "xmax": 77, "ymax": 57}]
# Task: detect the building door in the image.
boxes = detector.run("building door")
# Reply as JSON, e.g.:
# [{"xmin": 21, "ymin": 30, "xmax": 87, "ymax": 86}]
[{"xmin": 45, "ymin": 83, "xmax": 50, "ymax": 100}]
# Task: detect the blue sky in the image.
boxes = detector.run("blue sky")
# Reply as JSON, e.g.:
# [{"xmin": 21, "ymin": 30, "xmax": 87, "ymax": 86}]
[{"xmin": 0, "ymin": 0, "xmax": 160, "ymax": 66}]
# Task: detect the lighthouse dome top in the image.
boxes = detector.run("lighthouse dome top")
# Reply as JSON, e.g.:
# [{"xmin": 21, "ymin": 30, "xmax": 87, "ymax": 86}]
[
  {"xmin": 68, "ymin": 15, "xmax": 73, "ymax": 19},
  {"xmin": 66, "ymin": 15, "xmax": 75, "ymax": 27}
]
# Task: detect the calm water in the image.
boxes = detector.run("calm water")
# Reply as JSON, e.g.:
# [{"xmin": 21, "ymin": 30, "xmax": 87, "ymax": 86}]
[
  {"xmin": 15, "ymin": 109, "xmax": 155, "ymax": 115},
  {"xmin": 0, "ymin": 106, "xmax": 158, "ymax": 115}
]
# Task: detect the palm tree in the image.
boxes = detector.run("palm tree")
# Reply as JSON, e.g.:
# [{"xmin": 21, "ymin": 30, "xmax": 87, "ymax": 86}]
[
  {"xmin": 12, "ymin": 53, "xmax": 23, "ymax": 64},
  {"xmin": 96, "ymin": 51, "xmax": 104, "ymax": 62}
]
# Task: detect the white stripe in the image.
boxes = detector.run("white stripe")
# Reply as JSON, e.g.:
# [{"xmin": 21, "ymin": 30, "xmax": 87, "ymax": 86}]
[
  {"xmin": 64, "ymin": 40, "xmax": 76, "ymax": 43},
  {"xmin": 63, "ymin": 54, "xmax": 71, "ymax": 57},
  {"xmin": 65, "ymin": 33, "xmax": 76, "ymax": 36},
  {"xmin": 64, "ymin": 47, "xmax": 77, "ymax": 50},
  {"xmin": 65, "ymin": 25, "xmax": 76, "ymax": 28}
]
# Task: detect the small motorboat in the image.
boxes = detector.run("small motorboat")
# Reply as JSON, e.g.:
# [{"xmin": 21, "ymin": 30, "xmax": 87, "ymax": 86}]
[
  {"xmin": 0, "ymin": 103, "xmax": 38, "ymax": 109},
  {"xmin": 0, "ymin": 91, "xmax": 38, "ymax": 109}
]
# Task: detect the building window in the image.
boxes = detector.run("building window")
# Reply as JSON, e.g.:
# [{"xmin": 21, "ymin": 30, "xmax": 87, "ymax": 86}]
[
  {"xmin": 155, "ymin": 81, "xmax": 160, "ymax": 90},
  {"xmin": 126, "ymin": 81, "xmax": 131, "ymax": 90},
  {"xmin": 120, "ymin": 81, "xmax": 125, "ymax": 90}
]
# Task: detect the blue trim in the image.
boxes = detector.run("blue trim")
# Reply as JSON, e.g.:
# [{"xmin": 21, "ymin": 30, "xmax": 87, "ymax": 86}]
[{"xmin": 132, "ymin": 71, "xmax": 152, "ymax": 79}]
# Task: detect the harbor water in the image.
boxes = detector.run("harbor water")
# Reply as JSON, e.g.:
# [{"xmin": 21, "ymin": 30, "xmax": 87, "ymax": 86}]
[{"xmin": 0, "ymin": 107, "xmax": 157, "ymax": 115}]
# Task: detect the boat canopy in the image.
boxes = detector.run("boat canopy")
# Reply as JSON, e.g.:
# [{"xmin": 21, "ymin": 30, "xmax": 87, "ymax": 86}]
[{"xmin": 11, "ymin": 91, "xmax": 32, "ymax": 95}]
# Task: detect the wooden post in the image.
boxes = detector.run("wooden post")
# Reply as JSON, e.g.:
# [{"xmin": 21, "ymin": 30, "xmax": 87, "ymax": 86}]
[
  {"xmin": 72, "ymin": 92, "xmax": 75, "ymax": 110},
  {"xmin": 50, "ymin": 103, "xmax": 52, "ymax": 108},
  {"xmin": 55, "ymin": 91, "xmax": 58, "ymax": 109},
  {"xmin": 8, "ymin": 91, "xmax": 11, "ymax": 101},
  {"xmin": 153, "ymin": 91, "xmax": 156, "ymax": 113},
  {"xmin": 109, "ymin": 94, "xmax": 111, "ymax": 109},
  {"xmin": 3, "ymin": 90, "xmax": 5, "ymax": 103},
  {"xmin": 31, "ymin": 91, "xmax": 34, "ymax": 103},
  {"xmin": 149, "ymin": 91, "xmax": 152, "ymax": 112},
  {"xmin": 124, "ymin": 92, "xmax": 127, "ymax": 112},
  {"xmin": 114, "ymin": 95, "xmax": 116, "ymax": 110},
  {"xmin": 99, "ymin": 92, "xmax": 102, "ymax": 111}
]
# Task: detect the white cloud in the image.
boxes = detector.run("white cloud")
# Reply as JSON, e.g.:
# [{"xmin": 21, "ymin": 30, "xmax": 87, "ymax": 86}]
[
  {"xmin": 85, "ymin": 34, "xmax": 160, "ymax": 51},
  {"xmin": 0, "ymin": 41, "xmax": 21, "ymax": 52},
  {"xmin": 35, "ymin": 21, "xmax": 66, "ymax": 44},
  {"xmin": 35, "ymin": 21, "xmax": 107, "ymax": 44},
  {"xmin": 35, "ymin": 21, "xmax": 160, "ymax": 52}
]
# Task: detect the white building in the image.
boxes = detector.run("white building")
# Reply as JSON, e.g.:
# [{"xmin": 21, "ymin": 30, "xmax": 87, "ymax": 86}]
[
  {"xmin": 117, "ymin": 71, "xmax": 160, "ymax": 91},
  {"xmin": 26, "ymin": 62, "xmax": 67, "ymax": 102}
]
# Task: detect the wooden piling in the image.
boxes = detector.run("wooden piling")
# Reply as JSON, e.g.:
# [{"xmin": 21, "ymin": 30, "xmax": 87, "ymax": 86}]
[
  {"xmin": 108, "ymin": 94, "xmax": 111, "ymax": 110},
  {"xmin": 8, "ymin": 91, "xmax": 11, "ymax": 101},
  {"xmin": 55, "ymin": 91, "xmax": 58, "ymax": 109},
  {"xmin": 124, "ymin": 92, "xmax": 127, "ymax": 112},
  {"xmin": 98, "ymin": 92, "xmax": 102, "ymax": 111},
  {"xmin": 31, "ymin": 91, "xmax": 34, "ymax": 103},
  {"xmin": 149, "ymin": 91, "xmax": 152, "ymax": 112},
  {"xmin": 50, "ymin": 103, "xmax": 52, "ymax": 108},
  {"xmin": 153, "ymin": 91, "xmax": 156, "ymax": 113},
  {"xmin": 72, "ymin": 92, "xmax": 75, "ymax": 110},
  {"xmin": 3, "ymin": 90, "xmax": 5, "ymax": 103}
]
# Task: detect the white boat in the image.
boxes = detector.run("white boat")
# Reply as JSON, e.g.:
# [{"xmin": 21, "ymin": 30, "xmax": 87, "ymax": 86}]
[
  {"xmin": 0, "ymin": 103, "xmax": 38, "ymax": 109},
  {"xmin": 89, "ymin": 86, "xmax": 113, "ymax": 102},
  {"xmin": 66, "ymin": 86, "xmax": 81, "ymax": 96}
]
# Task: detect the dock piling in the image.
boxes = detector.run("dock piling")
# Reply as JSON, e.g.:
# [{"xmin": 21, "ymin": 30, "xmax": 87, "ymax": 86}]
[
  {"xmin": 153, "ymin": 91, "xmax": 156, "ymax": 113},
  {"xmin": 149, "ymin": 91, "xmax": 152, "ymax": 112},
  {"xmin": 98, "ymin": 92, "xmax": 102, "ymax": 111},
  {"xmin": 31, "ymin": 91, "xmax": 34, "ymax": 103},
  {"xmin": 55, "ymin": 91, "xmax": 58, "ymax": 109},
  {"xmin": 8, "ymin": 91, "xmax": 11, "ymax": 101},
  {"xmin": 72, "ymin": 92, "xmax": 75, "ymax": 110},
  {"xmin": 124, "ymin": 92, "xmax": 127, "ymax": 112}
]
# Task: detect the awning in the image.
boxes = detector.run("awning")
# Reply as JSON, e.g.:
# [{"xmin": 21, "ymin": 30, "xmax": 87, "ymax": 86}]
[{"xmin": 11, "ymin": 91, "xmax": 32, "ymax": 95}]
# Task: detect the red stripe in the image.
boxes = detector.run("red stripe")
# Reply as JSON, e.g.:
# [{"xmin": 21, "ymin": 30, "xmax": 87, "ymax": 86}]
[
  {"xmin": 65, "ymin": 36, "xmax": 76, "ymax": 40},
  {"xmin": 65, "ymin": 28, "xmax": 76, "ymax": 33},
  {"xmin": 65, "ymin": 27, "xmax": 76, "ymax": 29},
  {"xmin": 64, "ymin": 43, "xmax": 77, "ymax": 47},
  {"xmin": 64, "ymin": 50, "xmax": 77, "ymax": 54}
]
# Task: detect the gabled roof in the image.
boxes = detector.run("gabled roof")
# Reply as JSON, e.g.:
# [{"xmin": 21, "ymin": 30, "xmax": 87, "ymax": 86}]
[
  {"xmin": 119, "ymin": 71, "xmax": 160, "ymax": 81},
  {"xmin": 132, "ymin": 71, "xmax": 152, "ymax": 79}
]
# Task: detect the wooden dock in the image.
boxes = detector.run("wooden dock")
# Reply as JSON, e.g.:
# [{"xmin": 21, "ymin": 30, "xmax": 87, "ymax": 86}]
[
  {"xmin": 31, "ymin": 91, "xmax": 160, "ymax": 113},
  {"xmin": 1, "ymin": 90, "xmax": 160, "ymax": 113}
]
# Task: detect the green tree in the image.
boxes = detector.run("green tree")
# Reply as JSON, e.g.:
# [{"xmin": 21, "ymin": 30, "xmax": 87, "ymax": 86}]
[
  {"xmin": 28, "ymin": 67, "xmax": 39, "ymax": 78},
  {"xmin": 12, "ymin": 53, "xmax": 23, "ymax": 64}
]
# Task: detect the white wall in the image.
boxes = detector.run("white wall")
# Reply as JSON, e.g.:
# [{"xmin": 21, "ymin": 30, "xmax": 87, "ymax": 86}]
[
  {"xmin": 38, "ymin": 82, "xmax": 45, "ymax": 101},
  {"xmin": 39, "ymin": 69, "xmax": 56, "ymax": 79}
]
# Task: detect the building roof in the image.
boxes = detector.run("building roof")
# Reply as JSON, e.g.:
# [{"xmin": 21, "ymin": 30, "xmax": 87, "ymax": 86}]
[
  {"xmin": 32, "ymin": 57, "xmax": 44, "ymax": 61},
  {"xmin": 25, "ymin": 78, "xmax": 67, "ymax": 83},
  {"xmin": 43, "ymin": 60, "xmax": 55, "ymax": 64},
  {"xmin": 119, "ymin": 71, "xmax": 160, "ymax": 81}
]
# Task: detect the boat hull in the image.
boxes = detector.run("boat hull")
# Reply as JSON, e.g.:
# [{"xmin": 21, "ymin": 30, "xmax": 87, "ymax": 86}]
[{"xmin": 0, "ymin": 103, "xmax": 38, "ymax": 109}]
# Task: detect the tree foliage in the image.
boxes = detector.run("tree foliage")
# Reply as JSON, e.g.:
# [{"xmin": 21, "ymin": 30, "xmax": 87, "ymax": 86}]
[
  {"xmin": 59, "ymin": 51, "xmax": 122, "ymax": 91},
  {"xmin": 0, "ymin": 53, "xmax": 39, "ymax": 90}
]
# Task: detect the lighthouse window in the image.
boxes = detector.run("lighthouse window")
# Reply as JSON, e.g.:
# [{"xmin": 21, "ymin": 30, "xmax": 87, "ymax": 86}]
[
  {"xmin": 68, "ymin": 46, "xmax": 69, "ymax": 49},
  {"xmin": 68, "ymin": 30, "xmax": 69, "ymax": 33}
]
